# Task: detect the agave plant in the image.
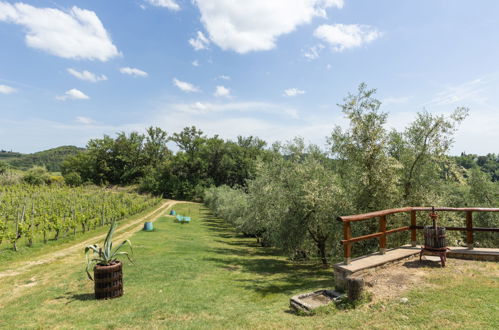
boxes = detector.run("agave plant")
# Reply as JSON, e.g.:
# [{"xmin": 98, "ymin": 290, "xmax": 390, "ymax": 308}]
[{"xmin": 85, "ymin": 219, "xmax": 133, "ymax": 280}]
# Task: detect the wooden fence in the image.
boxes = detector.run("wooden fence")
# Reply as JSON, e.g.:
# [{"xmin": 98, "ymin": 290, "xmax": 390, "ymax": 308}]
[{"xmin": 337, "ymin": 207, "xmax": 499, "ymax": 264}]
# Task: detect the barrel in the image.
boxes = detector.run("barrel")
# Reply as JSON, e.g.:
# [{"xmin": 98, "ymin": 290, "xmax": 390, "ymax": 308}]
[
  {"xmin": 143, "ymin": 221, "xmax": 154, "ymax": 231},
  {"xmin": 423, "ymin": 226, "xmax": 447, "ymax": 248},
  {"xmin": 170, "ymin": 210, "xmax": 176, "ymax": 216},
  {"xmin": 94, "ymin": 261, "xmax": 123, "ymax": 299}
]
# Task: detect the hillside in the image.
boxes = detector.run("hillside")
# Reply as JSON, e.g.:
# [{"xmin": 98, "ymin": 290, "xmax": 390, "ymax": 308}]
[{"xmin": 1, "ymin": 146, "xmax": 83, "ymax": 172}]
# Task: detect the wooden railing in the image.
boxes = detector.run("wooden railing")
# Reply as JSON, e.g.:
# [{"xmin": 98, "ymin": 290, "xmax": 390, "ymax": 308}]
[{"xmin": 337, "ymin": 207, "xmax": 499, "ymax": 264}]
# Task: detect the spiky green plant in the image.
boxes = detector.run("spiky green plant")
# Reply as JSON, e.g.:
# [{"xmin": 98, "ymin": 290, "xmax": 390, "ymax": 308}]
[{"xmin": 84, "ymin": 219, "xmax": 133, "ymax": 280}]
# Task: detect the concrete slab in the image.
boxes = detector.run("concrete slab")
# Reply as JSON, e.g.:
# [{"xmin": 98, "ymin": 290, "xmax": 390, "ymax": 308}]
[
  {"xmin": 333, "ymin": 245, "xmax": 499, "ymax": 290},
  {"xmin": 333, "ymin": 245, "xmax": 420, "ymax": 275},
  {"xmin": 448, "ymin": 247, "xmax": 499, "ymax": 261}
]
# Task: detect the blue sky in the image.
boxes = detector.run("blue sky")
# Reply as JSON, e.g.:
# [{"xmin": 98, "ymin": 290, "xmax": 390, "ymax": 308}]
[{"xmin": 1, "ymin": 0, "xmax": 498, "ymax": 154}]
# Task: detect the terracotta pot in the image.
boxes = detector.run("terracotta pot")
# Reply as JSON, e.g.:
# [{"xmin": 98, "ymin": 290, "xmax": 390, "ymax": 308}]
[{"xmin": 94, "ymin": 261, "xmax": 123, "ymax": 300}]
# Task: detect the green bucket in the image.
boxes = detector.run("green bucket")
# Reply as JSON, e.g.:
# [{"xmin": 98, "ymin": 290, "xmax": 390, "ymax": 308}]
[{"xmin": 143, "ymin": 221, "xmax": 154, "ymax": 231}]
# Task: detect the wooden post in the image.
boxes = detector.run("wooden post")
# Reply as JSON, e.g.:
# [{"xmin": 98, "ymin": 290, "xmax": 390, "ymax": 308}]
[
  {"xmin": 379, "ymin": 215, "xmax": 387, "ymax": 254},
  {"xmin": 466, "ymin": 211, "xmax": 473, "ymax": 249},
  {"xmin": 410, "ymin": 210, "xmax": 417, "ymax": 247},
  {"xmin": 344, "ymin": 221, "xmax": 352, "ymax": 264}
]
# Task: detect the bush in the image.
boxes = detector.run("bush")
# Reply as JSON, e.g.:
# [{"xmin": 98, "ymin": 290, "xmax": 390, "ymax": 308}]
[
  {"xmin": 22, "ymin": 166, "xmax": 51, "ymax": 185},
  {"xmin": 63, "ymin": 172, "xmax": 83, "ymax": 186}
]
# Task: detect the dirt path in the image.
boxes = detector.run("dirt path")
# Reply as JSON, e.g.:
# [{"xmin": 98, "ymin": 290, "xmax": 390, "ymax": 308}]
[{"xmin": 0, "ymin": 199, "xmax": 185, "ymax": 279}]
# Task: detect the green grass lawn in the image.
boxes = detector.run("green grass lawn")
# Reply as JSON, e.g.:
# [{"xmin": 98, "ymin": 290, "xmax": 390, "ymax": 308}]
[{"xmin": 0, "ymin": 203, "xmax": 497, "ymax": 329}]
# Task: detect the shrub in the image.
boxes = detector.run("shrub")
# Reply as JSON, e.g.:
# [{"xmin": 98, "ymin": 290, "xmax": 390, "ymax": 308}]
[
  {"xmin": 22, "ymin": 166, "xmax": 51, "ymax": 185},
  {"xmin": 63, "ymin": 172, "xmax": 83, "ymax": 186}
]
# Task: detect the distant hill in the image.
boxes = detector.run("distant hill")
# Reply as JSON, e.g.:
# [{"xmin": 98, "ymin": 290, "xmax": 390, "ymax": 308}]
[
  {"xmin": 0, "ymin": 150, "xmax": 23, "ymax": 159},
  {"xmin": 1, "ymin": 146, "xmax": 84, "ymax": 172}
]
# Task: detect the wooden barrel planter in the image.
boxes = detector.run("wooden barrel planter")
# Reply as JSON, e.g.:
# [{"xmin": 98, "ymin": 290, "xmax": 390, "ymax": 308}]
[
  {"xmin": 423, "ymin": 226, "xmax": 447, "ymax": 248},
  {"xmin": 94, "ymin": 261, "xmax": 123, "ymax": 300}
]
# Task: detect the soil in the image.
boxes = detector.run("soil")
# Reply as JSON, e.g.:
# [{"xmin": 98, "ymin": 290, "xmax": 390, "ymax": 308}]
[{"xmin": 359, "ymin": 255, "xmax": 499, "ymax": 303}]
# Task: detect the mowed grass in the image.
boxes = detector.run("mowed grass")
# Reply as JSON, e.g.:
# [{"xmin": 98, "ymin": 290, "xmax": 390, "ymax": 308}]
[{"xmin": 0, "ymin": 203, "xmax": 498, "ymax": 329}]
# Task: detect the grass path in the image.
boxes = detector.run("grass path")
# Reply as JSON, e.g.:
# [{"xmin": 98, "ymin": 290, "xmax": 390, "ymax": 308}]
[{"xmin": 0, "ymin": 203, "xmax": 497, "ymax": 329}]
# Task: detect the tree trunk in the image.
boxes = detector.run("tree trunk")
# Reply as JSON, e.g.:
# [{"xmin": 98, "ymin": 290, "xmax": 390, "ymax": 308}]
[{"xmin": 317, "ymin": 239, "xmax": 328, "ymax": 266}]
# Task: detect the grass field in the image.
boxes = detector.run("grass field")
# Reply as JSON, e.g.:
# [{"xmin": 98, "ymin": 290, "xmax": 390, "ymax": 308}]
[{"xmin": 0, "ymin": 203, "xmax": 497, "ymax": 329}]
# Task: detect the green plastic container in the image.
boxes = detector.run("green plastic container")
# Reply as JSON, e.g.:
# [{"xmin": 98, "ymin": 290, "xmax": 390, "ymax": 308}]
[{"xmin": 143, "ymin": 221, "xmax": 154, "ymax": 231}]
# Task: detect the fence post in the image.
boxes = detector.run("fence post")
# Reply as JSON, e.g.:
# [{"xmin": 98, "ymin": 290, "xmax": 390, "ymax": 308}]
[
  {"xmin": 466, "ymin": 211, "xmax": 473, "ymax": 249},
  {"xmin": 410, "ymin": 210, "xmax": 417, "ymax": 247},
  {"xmin": 379, "ymin": 215, "xmax": 387, "ymax": 254},
  {"xmin": 344, "ymin": 221, "xmax": 352, "ymax": 264}
]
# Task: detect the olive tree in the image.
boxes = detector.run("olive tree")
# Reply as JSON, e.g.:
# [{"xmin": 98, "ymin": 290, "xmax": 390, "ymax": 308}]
[{"xmin": 241, "ymin": 141, "xmax": 351, "ymax": 265}]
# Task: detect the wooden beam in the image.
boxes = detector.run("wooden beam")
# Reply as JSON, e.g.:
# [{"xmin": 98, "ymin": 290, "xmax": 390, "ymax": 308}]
[
  {"xmin": 379, "ymin": 215, "xmax": 387, "ymax": 254},
  {"xmin": 344, "ymin": 221, "xmax": 352, "ymax": 264},
  {"xmin": 466, "ymin": 211, "xmax": 473, "ymax": 249},
  {"xmin": 338, "ymin": 207, "xmax": 499, "ymax": 222},
  {"xmin": 410, "ymin": 210, "xmax": 417, "ymax": 247}
]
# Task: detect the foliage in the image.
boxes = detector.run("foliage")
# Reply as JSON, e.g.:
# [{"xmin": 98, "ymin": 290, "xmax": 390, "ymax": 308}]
[
  {"xmin": 0, "ymin": 184, "xmax": 160, "ymax": 251},
  {"xmin": 329, "ymin": 83, "xmax": 400, "ymax": 213},
  {"xmin": 64, "ymin": 172, "xmax": 83, "ymax": 186},
  {"xmin": 204, "ymin": 185, "xmax": 249, "ymax": 230},
  {"xmin": 454, "ymin": 152, "xmax": 499, "ymax": 181},
  {"xmin": 4, "ymin": 146, "xmax": 83, "ymax": 172},
  {"xmin": 388, "ymin": 108, "xmax": 468, "ymax": 205},
  {"xmin": 205, "ymin": 83, "xmax": 497, "ymax": 262},
  {"xmin": 206, "ymin": 141, "xmax": 351, "ymax": 265},
  {"xmin": 84, "ymin": 219, "xmax": 133, "ymax": 280},
  {"xmin": 22, "ymin": 166, "xmax": 51, "ymax": 185},
  {"xmin": 62, "ymin": 128, "xmax": 170, "ymax": 185},
  {"xmin": 62, "ymin": 126, "xmax": 268, "ymax": 199},
  {"xmin": 0, "ymin": 160, "xmax": 8, "ymax": 175}
]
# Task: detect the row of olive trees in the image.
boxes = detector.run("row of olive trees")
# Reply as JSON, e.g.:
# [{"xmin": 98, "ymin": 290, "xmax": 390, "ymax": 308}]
[{"xmin": 205, "ymin": 84, "xmax": 497, "ymax": 265}]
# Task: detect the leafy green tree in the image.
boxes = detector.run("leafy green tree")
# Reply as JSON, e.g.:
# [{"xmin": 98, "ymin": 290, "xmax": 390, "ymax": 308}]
[
  {"xmin": 144, "ymin": 126, "xmax": 170, "ymax": 167},
  {"xmin": 328, "ymin": 83, "xmax": 400, "ymax": 213},
  {"xmin": 64, "ymin": 172, "xmax": 83, "ymax": 186},
  {"xmin": 388, "ymin": 108, "xmax": 468, "ymax": 205},
  {"xmin": 236, "ymin": 141, "xmax": 350, "ymax": 265}
]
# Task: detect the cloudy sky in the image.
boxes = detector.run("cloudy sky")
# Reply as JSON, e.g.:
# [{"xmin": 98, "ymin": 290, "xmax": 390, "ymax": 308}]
[{"xmin": 1, "ymin": 0, "xmax": 498, "ymax": 154}]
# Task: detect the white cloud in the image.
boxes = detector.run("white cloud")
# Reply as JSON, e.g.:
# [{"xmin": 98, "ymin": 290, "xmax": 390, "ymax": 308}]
[
  {"xmin": 76, "ymin": 116, "xmax": 95, "ymax": 124},
  {"xmin": 214, "ymin": 85, "xmax": 231, "ymax": 97},
  {"xmin": 193, "ymin": 0, "xmax": 344, "ymax": 53},
  {"xmin": 145, "ymin": 0, "xmax": 180, "ymax": 11},
  {"xmin": 217, "ymin": 75, "xmax": 231, "ymax": 80},
  {"xmin": 314, "ymin": 24, "xmax": 381, "ymax": 52},
  {"xmin": 56, "ymin": 88, "xmax": 89, "ymax": 101},
  {"xmin": 169, "ymin": 101, "xmax": 299, "ymax": 119},
  {"xmin": 0, "ymin": 2, "xmax": 120, "ymax": 61},
  {"xmin": 67, "ymin": 68, "xmax": 107, "ymax": 83},
  {"xmin": 382, "ymin": 96, "xmax": 412, "ymax": 105},
  {"xmin": 189, "ymin": 31, "xmax": 210, "ymax": 51},
  {"xmin": 173, "ymin": 78, "xmax": 200, "ymax": 92},
  {"xmin": 303, "ymin": 44, "xmax": 324, "ymax": 60},
  {"xmin": 119, "ymin": 67, "xmax": 148, "ymax": 77},
  {"xmin": 283, "ymin": 88, "xmax": 306, "ymax": 97},
  {"xmin": 427, "ymin": 78, "xmax": 486, "ymax": 107},
  {"xmin": 0, "ymin": 84, "xmax": 17, "ymax": 94},
  {"xmin": 326, "ymin": 64, "xmax": 332, "ymax": 70},
  {"xmin": 192, "ymin": 60, "xmax": 200, "ymax": 67}
]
